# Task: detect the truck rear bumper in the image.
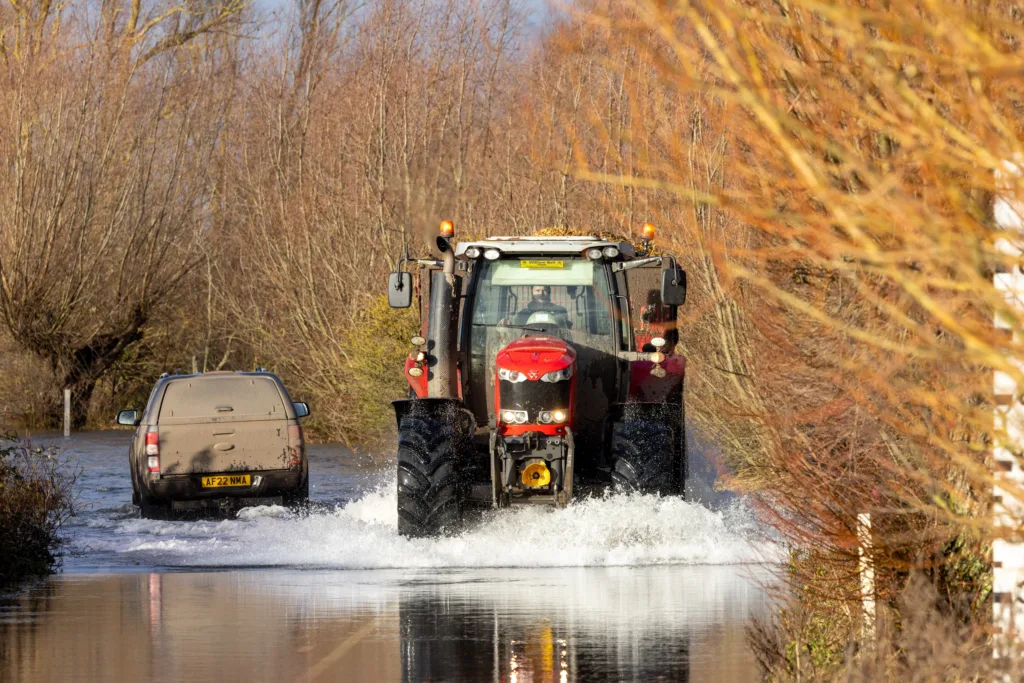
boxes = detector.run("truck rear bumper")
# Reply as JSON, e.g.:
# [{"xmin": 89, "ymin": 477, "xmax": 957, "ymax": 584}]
[{"xmin": 145, "ymin": 469, "xmax": 305, "ymax": 505}]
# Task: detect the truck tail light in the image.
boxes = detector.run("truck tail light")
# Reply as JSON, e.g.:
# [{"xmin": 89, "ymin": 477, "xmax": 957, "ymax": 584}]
[
  {"xmin": 288, "ymin": 425, "xmax": 304, "ymax": 466},
  {"xmin": 145, "ymin": 431, "xmax": 160, "ymax": 472}
]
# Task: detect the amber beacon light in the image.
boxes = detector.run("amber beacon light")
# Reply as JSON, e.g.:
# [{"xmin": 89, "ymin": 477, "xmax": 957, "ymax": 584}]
[
  {"xmin": 440, "ymin": 220, "xmax": 455, "ymax": 238},
  {"xmin": 642, "ymin": 222, "xmax": 656, "ymax": 241}
]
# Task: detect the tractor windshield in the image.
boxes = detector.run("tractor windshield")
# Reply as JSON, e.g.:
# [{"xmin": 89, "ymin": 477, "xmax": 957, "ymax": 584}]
[
  {"xmin": 465, "ymin": 256, "xmax": 620, "ymax": 430},
  {"xmin": 470, "ymin": 258, "xmax": 614, "ymax": 339}
]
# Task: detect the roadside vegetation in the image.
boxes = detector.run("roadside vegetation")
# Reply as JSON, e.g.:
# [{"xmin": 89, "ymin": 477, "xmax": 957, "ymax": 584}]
[
  {"xmin": 0, "ymin": 434, "xmax": 75, "ymax": 589},
  {"xmin": 0, "ymin": 0, "xmax": 1020, "ymax": 675},
  {"xmin": 580, "ymin": 0, "xmax": 1015, "ymax": 678}
]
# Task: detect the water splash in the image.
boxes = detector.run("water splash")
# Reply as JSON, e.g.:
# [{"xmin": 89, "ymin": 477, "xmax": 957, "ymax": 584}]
[{"xmin": 73, "ymin": 476, "xmax": 777, "ymax": 569}]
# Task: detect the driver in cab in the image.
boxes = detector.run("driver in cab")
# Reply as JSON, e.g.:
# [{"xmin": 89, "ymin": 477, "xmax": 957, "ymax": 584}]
[{"xmin": 509, "ymin": 285, "xmax": 570, "ymax": 328}]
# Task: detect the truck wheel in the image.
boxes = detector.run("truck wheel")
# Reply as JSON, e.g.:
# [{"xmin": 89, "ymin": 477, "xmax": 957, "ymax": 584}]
[
  {"xmin": 397, "ymin": 411, "xmax": 468, "ymax": 537},
  {"xmin": 610, "ymin": 418, "xmax": 681, "ymax": 496},
  {"xmin": 140, "ymin": 498, "xmax": 171, "ymax": 520},
  {"xmin": 130, "ymin": 469, "xmax": 140, "ymax": 506},
  {"xmin": 129, "ymin": 460, "xmax": 140, "ymax": 506},
  {"xmin": 284, "ymin": 478, "xmax": 310, "ymax": 508}
]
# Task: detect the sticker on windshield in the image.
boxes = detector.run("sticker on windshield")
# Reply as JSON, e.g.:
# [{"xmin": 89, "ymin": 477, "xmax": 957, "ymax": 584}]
[{"xmin": 520, "ymin": 260, "xmax": 564, "ymax": 269}]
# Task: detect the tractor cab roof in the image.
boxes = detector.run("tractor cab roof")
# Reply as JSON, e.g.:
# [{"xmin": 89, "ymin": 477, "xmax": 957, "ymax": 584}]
[{"xmin": 454, "ymin": 236, "xmax": 637, "ymax": 260}]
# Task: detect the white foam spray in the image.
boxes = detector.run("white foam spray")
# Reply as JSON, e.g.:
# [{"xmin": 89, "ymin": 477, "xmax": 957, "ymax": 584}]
[{"xmin": 75, "ymin": 475, "xmax": 777, "ymax": 569}]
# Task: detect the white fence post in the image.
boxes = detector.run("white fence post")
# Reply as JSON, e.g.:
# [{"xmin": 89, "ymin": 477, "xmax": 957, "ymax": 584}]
[
  {"xmin": 63, "ymin": 388, "xmax": 71, "ymax": 438},
  {"xmin": 858, "ymin": 512, "xmax": 875, "ymax": 642},
  {"xmin": 993, "ymin": 158, "xmax": 1024, "ymax": 660}
]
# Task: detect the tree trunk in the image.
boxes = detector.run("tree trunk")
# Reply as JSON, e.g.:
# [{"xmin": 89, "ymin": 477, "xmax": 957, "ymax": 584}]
[{"xmin": 57, "ymin": 308, "xmax": 147, "ymax": 429}]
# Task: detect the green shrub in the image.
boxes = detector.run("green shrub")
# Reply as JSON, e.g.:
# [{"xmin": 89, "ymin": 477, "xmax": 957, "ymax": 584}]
[
  {"xmin": 332, "ymin": 295, "xmax": 419, "ymax": 448},
  {"xmin": 0, "ymin": 434, "xmax": 76, "ymax": 588}
]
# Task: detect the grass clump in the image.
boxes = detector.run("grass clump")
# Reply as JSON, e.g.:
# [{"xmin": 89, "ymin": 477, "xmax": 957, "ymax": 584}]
[{"xmin": 0, "ymin": 433, "xmax": 76, "ymax": 588}]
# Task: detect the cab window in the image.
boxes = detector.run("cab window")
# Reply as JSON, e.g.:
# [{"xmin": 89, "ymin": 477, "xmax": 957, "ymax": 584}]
[{"xmin": 470, "ymin": 258, "xmax": 613, "ymax": 338}]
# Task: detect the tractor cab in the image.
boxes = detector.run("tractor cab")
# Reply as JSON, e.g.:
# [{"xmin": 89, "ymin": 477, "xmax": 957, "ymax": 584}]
[{"xmin": 387, "ymin": 224, "xmax": 687, "ymax": 536}]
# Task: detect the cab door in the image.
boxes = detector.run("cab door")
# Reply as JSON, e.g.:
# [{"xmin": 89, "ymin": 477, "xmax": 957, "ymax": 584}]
[{"xmin": 617, "ymin": 262, "xmax": 683, "ymax": 406}]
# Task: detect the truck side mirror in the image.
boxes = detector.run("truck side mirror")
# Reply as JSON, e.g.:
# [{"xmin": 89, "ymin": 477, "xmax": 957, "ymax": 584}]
[
  {"xmin": 116, "ymin": 409, "xmax": 140, "ymax": 426},
  {"xmin": 293, "ymin": 402, "xmax": 310, "ymax": 418},
  {"xmin": 388, "ymin": 272, "xmax": 413, "ymax": 308},
  {"xmin": 661, "ymin": 266, "xmax": 686, "ymax": 306}
]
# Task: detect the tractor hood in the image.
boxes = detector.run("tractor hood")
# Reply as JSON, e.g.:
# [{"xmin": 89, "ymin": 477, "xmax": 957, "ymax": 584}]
[{"xmin": 496, "ymin": 336, "xmax": 576, "ymax": 379}]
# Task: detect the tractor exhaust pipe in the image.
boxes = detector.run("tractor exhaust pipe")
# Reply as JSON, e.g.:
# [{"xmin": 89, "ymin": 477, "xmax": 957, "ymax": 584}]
[{"xmin": 427, "ymin": 233, "xmax": 460, "ymax": 399}]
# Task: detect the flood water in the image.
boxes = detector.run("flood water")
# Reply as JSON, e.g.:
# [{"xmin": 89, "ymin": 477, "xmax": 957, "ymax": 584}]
[{"xmin": 0, "ymin": 431, "xmax": 777, "ymax": 682}]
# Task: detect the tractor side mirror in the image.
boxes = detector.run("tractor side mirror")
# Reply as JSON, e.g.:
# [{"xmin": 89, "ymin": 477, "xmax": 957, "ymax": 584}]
[
  {"xmin": 388, "ymin": 272, "xmax": 413, "ymax": 308},
  {"xmin": 116, "ymin": 409, "xmax": 140, "ymax": 426},
  {"xmin": 293, "ymin": 402, "xmax": 310, "ymax": 418},
  {"xmin": 661, "ymin": 266, "xmax": 687, "ymax": 306}
]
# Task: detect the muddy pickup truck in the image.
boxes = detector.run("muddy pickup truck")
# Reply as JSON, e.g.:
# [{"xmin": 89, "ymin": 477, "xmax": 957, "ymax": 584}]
[{"xmin": 116, "ymin": 370, "xmax": 310, "ymax": 519}]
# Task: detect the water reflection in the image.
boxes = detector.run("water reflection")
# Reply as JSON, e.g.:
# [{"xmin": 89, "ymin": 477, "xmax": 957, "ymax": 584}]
[
  {"xmin": 0, "ymin": 566, "xmax": 768, "ymax": 682},
  {"xmin": 400, "ymin": 595, "xmax": 692, "ymax": 683},
  {"xmin": 397, "ymin": 566, "xmax": 765, "ymax": 683}
]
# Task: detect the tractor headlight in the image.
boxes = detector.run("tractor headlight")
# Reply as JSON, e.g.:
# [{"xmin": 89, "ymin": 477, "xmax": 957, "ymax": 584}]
[
  {"xmin": 498, "ymin": 368, "xmax": 528, "ymax": 383},
  {"xmin": 539, "ymin": 410, "xmax": 567, "ymax": 424},
  {"xmin": 586, "ymin": 247, "xmax": 603, "ymax": 260},
  {"xmin": 484, "ymin": 248, "xmax": 501, "ymax": 260},
  {"xmin": 602, "ymin": 246, "xmax": 619, "ymax": 258},
  {"xmin": 465, "ymin": 246, "xmax": 482, "ymax": 258},
  {"xmin": 540, "ymin": 367, "xmax": 573, "ymax": 383},
  {"xmin": 502, "ymin": 410, "xmax": 528, "ymax": 424}
]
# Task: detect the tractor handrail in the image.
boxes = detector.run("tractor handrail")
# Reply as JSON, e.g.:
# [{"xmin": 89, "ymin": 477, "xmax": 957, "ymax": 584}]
[
  {"xmin": 615, "ymin": 294, "xmax": 633, "ymax": 352},
  {"xmin": 616, "ymin": 351, "xmax": 667, "ymax": 362},
  {"xmin": 398, "ymin": 256, "xmax": 444, "ymax": 270}
]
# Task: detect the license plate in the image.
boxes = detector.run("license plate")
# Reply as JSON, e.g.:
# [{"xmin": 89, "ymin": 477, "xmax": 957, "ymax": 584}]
[
  {"xmin": 201, "ymin": 474, "xmax": 251, "ymax": 488},
  {"xmin": 520, "ymin": 259, "xmax": 564, "ymax": 269}
]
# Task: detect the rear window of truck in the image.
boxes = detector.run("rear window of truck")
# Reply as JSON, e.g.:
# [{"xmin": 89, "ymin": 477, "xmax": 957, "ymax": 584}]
[{"xmin": 158, "ymin": 376, "xmax": 286, "ymax": 421}]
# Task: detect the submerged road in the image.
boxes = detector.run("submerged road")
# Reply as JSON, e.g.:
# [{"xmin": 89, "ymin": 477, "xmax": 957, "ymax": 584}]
[{"xmin": 0, "ymin": 431, "xmax": 776, "ymax": 682}]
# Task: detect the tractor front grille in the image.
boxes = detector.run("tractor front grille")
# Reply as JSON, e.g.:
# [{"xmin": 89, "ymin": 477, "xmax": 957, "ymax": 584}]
[{"xmin": 498, "ymin": 379, "xmax": 571, "ymax": 422}]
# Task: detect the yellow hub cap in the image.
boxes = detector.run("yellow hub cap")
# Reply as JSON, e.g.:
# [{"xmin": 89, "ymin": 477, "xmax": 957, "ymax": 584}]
[{"xmin": 521, "ymin": 461, "xmax": 551, "ymax": 488}]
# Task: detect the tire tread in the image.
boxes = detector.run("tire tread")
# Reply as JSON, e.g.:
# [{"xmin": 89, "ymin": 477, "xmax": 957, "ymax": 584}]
[
  {"xmin": 396, "ymin": 408, "xmax": 468, "ymax": 537},
  {"xmin": 610, "ymin": 417, "xmax": 682, "ymax": 496}
]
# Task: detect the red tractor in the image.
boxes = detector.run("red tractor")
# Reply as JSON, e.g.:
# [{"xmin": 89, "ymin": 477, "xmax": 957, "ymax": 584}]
[{"xmin": 387, "ymin": 222, "xmax": 687, "ymax": 537}]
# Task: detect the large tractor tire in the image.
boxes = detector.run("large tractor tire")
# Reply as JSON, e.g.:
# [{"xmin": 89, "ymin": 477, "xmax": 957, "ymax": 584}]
[
  {"xmin": 396, "ymin": 407, "xmax": 470, "ymax": 537},
  {"xmin": 610, "ymin": 410, "xmax": 683, "ymax": 496}
]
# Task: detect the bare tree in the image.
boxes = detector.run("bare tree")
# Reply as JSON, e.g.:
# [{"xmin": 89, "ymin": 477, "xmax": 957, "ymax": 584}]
[
  {"xmin": 215, "ymin": 0, "xmax": 527, "ymax": 442},
  {"xmin": 0, "ymin": 0, "xmax": 245, "ymax": 425}
]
